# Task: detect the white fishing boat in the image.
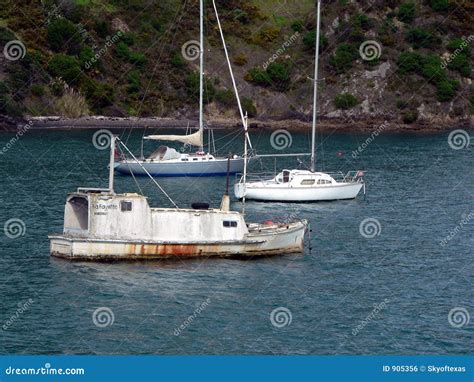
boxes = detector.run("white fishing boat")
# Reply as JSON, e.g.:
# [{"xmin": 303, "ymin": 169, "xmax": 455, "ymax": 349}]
[
  {"xmin": 48, "ymin": 137, "xmax": 307, "ymax": 260},
  {"xmin": 234, "ymin": 0, "xmax": 365, "ymax": 202},
  {"xmin": 114, "ymin": 0, "xmax": 245, "ymax": 177}
]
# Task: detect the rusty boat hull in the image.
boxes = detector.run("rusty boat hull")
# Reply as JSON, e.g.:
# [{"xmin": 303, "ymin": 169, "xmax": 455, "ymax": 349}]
[{"xmin": 49, "ymin": 220, "xmax": 307, "ymax": 261}]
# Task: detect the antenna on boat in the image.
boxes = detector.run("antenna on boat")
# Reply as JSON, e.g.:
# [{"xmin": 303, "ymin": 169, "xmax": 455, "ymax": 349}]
[
  {"xmin": 109, "ymin": 134, "xmax": 116, "ymax": 194},
  {"xmin": 220, "ymin": 153, "xmax": 231, "ymax": 211},
  {"xmin": 310, "ymin": 0, "xmax": 321, "ymax": 173}
]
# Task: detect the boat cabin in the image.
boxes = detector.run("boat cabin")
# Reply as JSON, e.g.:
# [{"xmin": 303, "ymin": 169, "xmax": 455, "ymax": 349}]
[{"xmin": 63, "ymin": 189, "xmax": 249, "ymax": 242}]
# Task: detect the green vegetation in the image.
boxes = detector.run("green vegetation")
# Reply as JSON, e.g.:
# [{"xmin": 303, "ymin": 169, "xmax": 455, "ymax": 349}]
[
  {"xmin": 330, "ymin": 43, "xmax": 358, "ymax": 74},
  {"xmin": 446, "ymin": 38, "xmax": 471, "ymax": 77},
  {"xmin": 405, "ymin": 27, "xmax": 439, "ymax": 48},
  {"xmin": 185, "ymin": 72, "xmax": 216, "ymax": 103},
  {"xmin": 215, "ymin": 89, "xmax": 234, "ymax": 107},
  {"xmin": 402, "ymin": 110, "xmax": 418, "ymax": 124},
  {"xmin": 427, "ymin": 0, "xmax": 449, "ymax": 12},
  {"xmin": 291, "ymin": 20, "xmax": 304, "ymax": 33},
  {"xmin": 397, "ymin": 53, "xmax": 459, "ymax": 101},
  {"xmin": 48, "ymin": 54, "xmax": 83, "ymax": 85},
  {"xmin": 245, "ymin": 62, "xmax": 292, "ymax": 92},
  {"xmin": 303, "ymin": 31, "xmax": 328, "ymax": 52},
  {"xmin": 241, "ymin": 97, "xmax": 257, "ymax": 117},
  {"xmin": 233, "ymin": 53, "xmax": 248, "ymax": 66},
  {"xmin": 47, "ymin": 19, "xmax": 82, "ymax": 54},
  {"xmin": 334, "ymin": 93, "xmax": 359, "ymax": 109},
  {"xmin": 398, "ymin": 2, "xmax": 416, "ymax": 23}
]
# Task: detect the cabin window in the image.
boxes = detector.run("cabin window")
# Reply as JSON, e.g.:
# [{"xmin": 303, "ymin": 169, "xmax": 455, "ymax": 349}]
[
  {"xmin": 283, "ymin": 171, "xmax": 290, "ymax": 183},
  {"xmin": 181, "ymin": 158, "xmax": 189, "ymax": 162},
  {"xmin": 223, "ymin": 221, "xmax": 238, "ymax": 228},
  {"xmin": 317, "ymin": 179, "xmax": 331, "ymax": 185},
  {"xmin": 120, "ymin": 201, "xmax": 133, "ymax": 212},
  {"xmin": 193, "ymin": 158, "xmax": 198, "ymax": 161},
  {"xmin": 301, "ymin": 179, "xmax": 315, "ymax": 185}
]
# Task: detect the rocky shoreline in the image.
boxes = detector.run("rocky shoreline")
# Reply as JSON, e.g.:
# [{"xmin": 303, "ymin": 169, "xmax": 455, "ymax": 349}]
[{"xmin": 1, "ymin": 115, "xmax": 472, "ymax": 133}]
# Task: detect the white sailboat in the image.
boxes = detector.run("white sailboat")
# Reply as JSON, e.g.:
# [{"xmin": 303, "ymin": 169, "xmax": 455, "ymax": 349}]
[
  {"xmin": 234, "ymin": 0, "xmax": 365, "ymax": 202},
  {"xmin": 114, "ymin": 0, "xmax": 245, "ymax": 177}
]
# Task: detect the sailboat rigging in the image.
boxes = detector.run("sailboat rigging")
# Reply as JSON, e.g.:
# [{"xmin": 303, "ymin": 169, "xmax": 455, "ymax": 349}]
[{"xmin": 114, "ymin": 0, "xmax": 247, "ymax": 177}]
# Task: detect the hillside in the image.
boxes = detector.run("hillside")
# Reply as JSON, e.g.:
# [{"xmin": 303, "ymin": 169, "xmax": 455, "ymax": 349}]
[{"xmin": 0, "ymin": 0, "xmax": 473, "ymax": 130}]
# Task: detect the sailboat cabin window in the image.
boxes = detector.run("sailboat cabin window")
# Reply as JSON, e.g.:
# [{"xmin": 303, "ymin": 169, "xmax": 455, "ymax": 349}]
[
  {"xmin": 223, "ymin": 221, "xmax": 238, "ymax": 228},
  {"xmin": 301, "ymin": 179, "xmax": 315, "ymax": 185},
  {"xmin": 317, "ymin": 179, "xmax": 331, "ymax": 185},
  {"xmin": 120, "ymin": 201, "xmax": 133, "ymax": 212}
]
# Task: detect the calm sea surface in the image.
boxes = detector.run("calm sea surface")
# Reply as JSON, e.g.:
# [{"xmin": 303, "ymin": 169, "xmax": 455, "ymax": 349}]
[{"xmin": 0, "ymin": 128, "xmax": 472, "ymax": 355}]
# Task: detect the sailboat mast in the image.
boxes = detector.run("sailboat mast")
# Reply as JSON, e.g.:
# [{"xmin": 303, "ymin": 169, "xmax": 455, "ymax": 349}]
[
  {"xmin": 199, "ymin": 0, "xmax": 204, "ymax": 152},
  {"xmin": 310, "ymin": 0, "xmax": 321, "ymax": 173}
]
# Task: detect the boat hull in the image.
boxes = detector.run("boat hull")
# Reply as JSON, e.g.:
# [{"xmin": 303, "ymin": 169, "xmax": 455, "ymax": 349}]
[
  {"xmin": 235, "ymin": 182, "xmax": 363, "ymax": 201},
  {"xmin": 49, "ymin": 221, "xmax": 307, "ymax": 261},
  {"xmin": 115, "ymin": 157, "xmax": 245, "ymax": 177}
]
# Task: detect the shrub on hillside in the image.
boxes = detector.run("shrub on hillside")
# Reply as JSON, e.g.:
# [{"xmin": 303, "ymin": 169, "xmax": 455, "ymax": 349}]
[
  {"xmin": 241, "ymin": 97, "xmax": 257, "ymax": 118},
  {"xmin": 48, "ymin": 54, "xmax": 82, "ymax": 85},
  {"xmin": 334, "ymin": 93, "xmax": 359, "ymax": 109},
  {"xmin": 330, "ymin": 43, "xmax": 358, "ymax": 74},
  {"xmin": 47, "ymin": 19, "xmax": 81, "ymax": 54},
  {"xmin": 405, "ymin": 27, "xmax": 439, "ymax": 48},
  {"xmin": 398, "ymin": 2, "xmax": 416, "ymax": 23}
]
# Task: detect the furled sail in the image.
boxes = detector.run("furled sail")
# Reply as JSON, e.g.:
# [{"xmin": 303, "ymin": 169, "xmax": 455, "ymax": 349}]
[{"xmin": 144, "ymin": 129, "xmax": 203, "ymax": 147}]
